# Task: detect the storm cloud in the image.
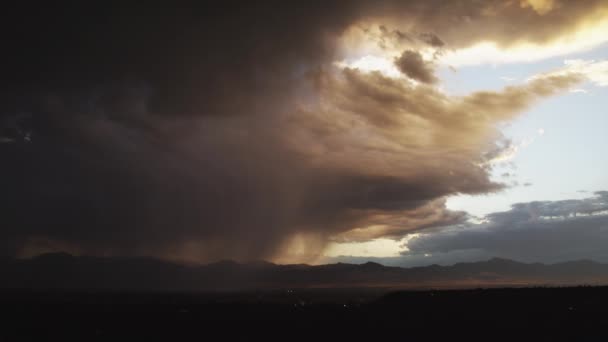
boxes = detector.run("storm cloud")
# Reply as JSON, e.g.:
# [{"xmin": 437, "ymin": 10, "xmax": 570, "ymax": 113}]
[
  {"xmin": 0, "ymin": 1, "xmax": 604, "ymax": 263},
  {"xmin": 394, "ymin": 50, "xmax": 438, "ymax": 84},
  {"xmin": 401, "ymin": 192, "xmax": 608, "ymax": 264}
]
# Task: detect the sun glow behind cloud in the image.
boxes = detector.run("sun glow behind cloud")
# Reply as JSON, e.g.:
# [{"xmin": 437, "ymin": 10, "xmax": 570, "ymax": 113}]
[
  {"xmin": 441, "ymin": 16, "xmax": 608, "ymax": 67},
  {"xmin": 324, "ymin": 234, "xmax": 422, "ymax": 259},
  {"xmin": 335, "ymin": 55, "xmax": 402, "ymax": 78},
  {"xmin": 337, "ymin": 7, "xmax": 608, "ymax": 75},
  {"xmin": 324, "ymin": 238, "xmax": 403, "ymax": 258}
]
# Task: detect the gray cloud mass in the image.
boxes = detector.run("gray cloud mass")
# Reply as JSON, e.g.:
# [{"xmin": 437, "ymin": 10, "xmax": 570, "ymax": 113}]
[{"xmin": 400, "ymin": 192, "xmax": 608, "ymax": 265}]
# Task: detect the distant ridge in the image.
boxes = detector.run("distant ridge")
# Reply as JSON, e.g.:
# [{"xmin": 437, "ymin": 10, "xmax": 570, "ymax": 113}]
[{"xmin": 2, "ymin": 253, "xmax": 608, "ymax": 291}]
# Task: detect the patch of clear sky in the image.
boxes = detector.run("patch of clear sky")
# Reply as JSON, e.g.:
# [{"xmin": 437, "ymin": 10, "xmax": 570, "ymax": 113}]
[{"xmin": 441, "ymin": 43, "xmax": 608, "ymax": 217}]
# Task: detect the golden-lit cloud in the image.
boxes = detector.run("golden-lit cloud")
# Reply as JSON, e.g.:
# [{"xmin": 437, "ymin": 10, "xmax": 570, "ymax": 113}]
[
  {"xmin": 440, "ymin": 20, "xmax": 608, "ymax": 66},
  {"xmin": 520, "ymin": 0, "xmax": 557, "ymax": 15},
  {"xmin": 562, "ymin": 59, "xmax": 608, "ymax": 87},
  {"xmin": 339, "ymin": 0, "xmax": 608, "ymax": 67},
  {"xmin": 287, "ymin": 66, "xmax": 581, "ymax": 245}
]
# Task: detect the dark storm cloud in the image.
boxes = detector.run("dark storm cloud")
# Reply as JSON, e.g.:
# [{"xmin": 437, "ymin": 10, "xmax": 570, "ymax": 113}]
[
  {"xmin": 401, "ymin": 192, "xmax": 608, "ymax": 264},
  {"xmin": 0, "ymin": 1, "xmax": 602, "ymax": 262},
  {"xmin": 418, "ymin": 33, "xmax": 444, "ymax": 47},
  {"xmin": 394, "ymin": 50, "xmax": 438, "ymax": 84},
  {"xmin": 0, "ymin": 1, "xmax": 365, "ymax": 262}
]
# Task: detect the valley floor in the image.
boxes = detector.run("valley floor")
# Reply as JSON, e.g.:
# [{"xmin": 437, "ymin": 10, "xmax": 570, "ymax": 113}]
[{"xmin": 3, "ymin": 286, "xmax": 608, "ymax": 340}]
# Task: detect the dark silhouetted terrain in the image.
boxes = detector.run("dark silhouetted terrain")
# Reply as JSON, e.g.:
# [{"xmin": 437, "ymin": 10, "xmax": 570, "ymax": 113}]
[
  {"xmin": 3, "ymin": 287, "xmax": 608, "ymax": 339},
  {"xmin": 3, "ymin": 253, "xmax": 608, "ymax": 291},
  {"xmin": 4, "ymin": 254, "xmax": 608, "ymax": 339}
]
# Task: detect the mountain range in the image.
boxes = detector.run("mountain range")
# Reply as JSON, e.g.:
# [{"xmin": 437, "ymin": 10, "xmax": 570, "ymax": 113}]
[{"xmin": 2, "ymin": 253, "xmax": 608, "ymax": 291}]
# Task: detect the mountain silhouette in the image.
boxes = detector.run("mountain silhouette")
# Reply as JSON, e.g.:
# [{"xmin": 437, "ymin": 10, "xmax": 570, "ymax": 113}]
[{"xmin": 2, "ymin": 253, "xmax": 608, "ymax": 291}]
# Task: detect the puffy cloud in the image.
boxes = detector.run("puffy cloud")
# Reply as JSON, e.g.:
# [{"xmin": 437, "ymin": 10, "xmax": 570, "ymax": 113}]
[
  {"xmin": 520, "ymin": 0, "xmax": 558, "ymax": 15},
  {"xmin": 394, "ymin": 50, "xmax": 438, "ymax": 84},
  {"xmin": 563, "ymin": 59, "xmax": 608, "ymax": 87}
]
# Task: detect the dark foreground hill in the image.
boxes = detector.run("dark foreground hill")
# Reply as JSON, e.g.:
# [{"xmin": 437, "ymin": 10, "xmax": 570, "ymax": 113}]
[
  {"xmin": 3, "ymin": 286, "xmax": 608, "ymax": 340},
  {"xmin": 3, "ymin": 253, "xmax": 608, "ymax": 290},
  {"xmin": 4, "ymin": 254, "xmax": 608, "ymax": 339}
]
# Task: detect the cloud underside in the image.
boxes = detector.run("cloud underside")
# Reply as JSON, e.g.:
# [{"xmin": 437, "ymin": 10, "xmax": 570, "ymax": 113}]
[
  {"xmin": 0, "ymin": 1, "xmax": 604, "ymax": 262},
  {"xmin": 397, "ymin": 192, "xmax": 608, "ymax": 265}
]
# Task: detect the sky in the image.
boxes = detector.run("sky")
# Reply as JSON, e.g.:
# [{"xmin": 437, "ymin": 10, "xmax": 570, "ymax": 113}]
[{"xmin": 1, "ymin": 1, "xmax": 607, "ymax": 266}]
